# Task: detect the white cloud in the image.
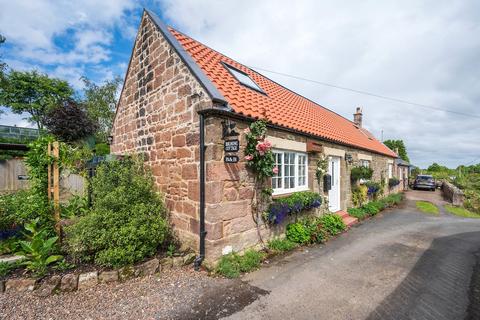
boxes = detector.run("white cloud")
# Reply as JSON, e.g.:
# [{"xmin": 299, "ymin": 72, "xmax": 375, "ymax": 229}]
[{"xmin": 160, "ymin": 0, "xmax": 480, "ymax": 168}]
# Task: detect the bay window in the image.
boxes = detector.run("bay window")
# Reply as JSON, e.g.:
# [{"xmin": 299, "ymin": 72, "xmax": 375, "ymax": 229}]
[{"xmin": 272, "ymin": 150, "xmax": 309, "ymax": 195}]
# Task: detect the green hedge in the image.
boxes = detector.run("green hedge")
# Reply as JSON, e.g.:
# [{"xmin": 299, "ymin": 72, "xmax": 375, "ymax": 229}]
[
  {"xmin": 347, "ymin": 193, "xmax": 403, "ymax": 221},
  {"xmin": 285, "ymin": 213, "xmax": 346, "ymax": 245}
]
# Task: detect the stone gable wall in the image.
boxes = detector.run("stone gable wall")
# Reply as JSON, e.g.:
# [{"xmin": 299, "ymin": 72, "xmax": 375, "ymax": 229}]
[{"xmin": 111, "ymin": 13, "xmax": 214, "ymax": 249}]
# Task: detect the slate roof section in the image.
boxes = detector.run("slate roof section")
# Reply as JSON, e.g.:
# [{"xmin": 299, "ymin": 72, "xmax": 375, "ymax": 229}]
[{"xmin": 146, "ymin": 10, "xmax": 396, "ymax": 157}]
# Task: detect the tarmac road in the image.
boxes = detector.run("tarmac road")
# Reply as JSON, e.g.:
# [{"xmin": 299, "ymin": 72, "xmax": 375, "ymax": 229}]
[{"xmin": 222, "ymin": 190, "xmax": 480, "ymax": 320}]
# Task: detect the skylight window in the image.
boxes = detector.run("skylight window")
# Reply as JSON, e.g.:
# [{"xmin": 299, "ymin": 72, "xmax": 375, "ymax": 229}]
[{"xmin": 223, "ymin": 63, "xmax": 265, "ymax": 94}]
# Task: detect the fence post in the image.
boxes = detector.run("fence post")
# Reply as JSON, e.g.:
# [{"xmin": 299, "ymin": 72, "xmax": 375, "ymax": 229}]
[{"xmin": 52, "ymin": 142, "xmax": 61, "ymax": 237}]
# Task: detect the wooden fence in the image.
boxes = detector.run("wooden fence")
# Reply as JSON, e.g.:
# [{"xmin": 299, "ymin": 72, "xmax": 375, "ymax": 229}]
[{"xmin": 0, "ymin": 158, "xmax": 85, "ymax": 198}]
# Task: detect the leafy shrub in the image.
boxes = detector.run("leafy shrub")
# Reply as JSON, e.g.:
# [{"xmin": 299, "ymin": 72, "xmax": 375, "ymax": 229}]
[
  {"xmin": 286, "ymin": 222, "xmax": 311, "ymax": 244},
  {"xmin": 60, "ymin": 195, "xmax": 89, "ymax": 218},
  {"xmin": 268, "ymin": 238, "xmax": 297, "ymax": 252},
  {"xmin": 216, "ymin": 249, "xmax": 265, "ymax": 278},
  {"xmin": 362, "ymin": 202, "xmax": 380, "ymax": 216},
  {"xmin": 0, "ymin": 190, "xmax": 53, "ymax": 232},
  {"xmin": 347, "ymin": 207, "xmax": 369, "ymax": 220},
  {"xmin": 350, "ymin": 166, "xmax": 373, "ymax": 181},
  {"xmin": 370, "ymin": 201, "xmax": 385, "ymax": 211},
  {"xmin": 302, "ymin": 217, "xmax": 328, "ymax": 244},
  {"xmin": 319, "ymin": 213, "xmax": 346, "ymax": 236},
  {"xmin": 15, "ymin": 219, "xmax": 63, "ymax": 277},
  {"xmin": 65, "ymin": 157, "xmax": 169, "ymax": 268},
  {"xmin": 352, "ymin": 185, "xmax": 368, "ymax": 207},
  {"xmin": 267, "ymin": 191, "xmax": 322, "ymax": 224},
  {"xmin": 380, "ymin": 193, "xmax": 403, "ymax": 207}
]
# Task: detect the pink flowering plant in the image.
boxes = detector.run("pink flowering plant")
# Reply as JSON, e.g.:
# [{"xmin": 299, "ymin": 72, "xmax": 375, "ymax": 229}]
[{"xmin": 244, "ymin": 120, "xmax": 276, "ymax": 182}]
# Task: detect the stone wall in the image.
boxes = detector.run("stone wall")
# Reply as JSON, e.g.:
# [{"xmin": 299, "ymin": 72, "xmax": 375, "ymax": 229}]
[
  {"xmin": 442, "ymin": 181, "xmax": 464, "ymax": 206},
  {"xmin": 111, "ymin": 13, "xmax": 214, "ymax": 249},
  {"xmin": 201, "ymin": 116, "xmax": 395, "ymax": 263}
]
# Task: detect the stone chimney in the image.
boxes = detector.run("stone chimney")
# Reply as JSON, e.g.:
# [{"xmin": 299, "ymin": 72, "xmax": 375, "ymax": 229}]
[{"xmin": 353, "ymin": 107, "xmax": 363, "ymax": 127}]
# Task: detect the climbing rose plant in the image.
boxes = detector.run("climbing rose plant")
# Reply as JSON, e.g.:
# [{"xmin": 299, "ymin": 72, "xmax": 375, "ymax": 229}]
[{"xmin": 244, "ymin": 120, "xmax": 276, "ymax": 182}]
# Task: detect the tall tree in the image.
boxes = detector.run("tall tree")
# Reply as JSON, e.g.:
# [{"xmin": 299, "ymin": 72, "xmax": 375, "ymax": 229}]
[
  {"xmin": 0, "ymin": 70, "xmax": 73, "ymax": 130},
  {"xmin": 81, "ymin": 76, "xmax": 121, "ymax": 142},
  {"xmin": 383, "ymin": 139, "xmax": 410, "ymax": 162}
]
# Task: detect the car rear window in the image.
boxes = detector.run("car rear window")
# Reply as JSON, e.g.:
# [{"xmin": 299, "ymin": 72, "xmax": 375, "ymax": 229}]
[{"xmin": 418, "ymin": 176, "xmax": 433, "ymax": 181}]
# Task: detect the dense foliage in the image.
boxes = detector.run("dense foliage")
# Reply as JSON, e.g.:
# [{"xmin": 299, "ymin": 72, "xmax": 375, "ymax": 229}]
[
  {"xmin": 81, "ymin": 76, "xmax": 122, "ymax": 142},
  {"xmin": 0, "ymin": 70, "xmax": 73, "ymax": 130},
  {"xmin": 65, "ymin": 157, "xmax": 169, "ymax": 268},
  {"xmin": 352, "ymin": 185, "xmax": 368, "ymax": 207},
  {"xmin": 350, "ymin": 166, "xmax": 373, "ymax": 182},
  {"xmin": 383, "ymin": 139, "xmax": 410, "ymax": 162},
  {"xmin": 347, "ymin": 193, "xmax": 403, "ymax": 220},
  {"xmin": 286, "ymin": 213, "xmax": 346, "ymax": 245},
  {"xmin": 44, "ymin": 100, "xmax": 97, "ymax": 142},
  {"xmin": 266, "ymin": 191, "xmax": 322, "ymax": 224},
  {"xmin": 216, "ymin": 250, "xmax": 266, "ymax": 278},
  {"xmin": 244, "ymin": 120, "xmax": 275, "ymax": 181}
]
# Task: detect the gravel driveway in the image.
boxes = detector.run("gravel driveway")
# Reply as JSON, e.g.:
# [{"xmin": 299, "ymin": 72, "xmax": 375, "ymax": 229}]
[{"xmin": 3, "ymin": 191, "xmax": 480, "ymax": 320}]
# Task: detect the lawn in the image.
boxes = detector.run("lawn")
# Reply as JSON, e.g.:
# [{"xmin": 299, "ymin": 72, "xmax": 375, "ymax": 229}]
[
  {"xmin": 444, "ymin": 205, "xmax": 480, "ymax": 218},
  {"xmin": 416, "ymin": 201, "xmax": 439, "ymax": 215}
]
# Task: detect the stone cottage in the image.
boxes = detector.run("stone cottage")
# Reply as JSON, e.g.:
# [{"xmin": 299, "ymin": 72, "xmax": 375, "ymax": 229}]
[{"xmin": 111, "ymin": 9, "xmax": 398, "ymax": 266}]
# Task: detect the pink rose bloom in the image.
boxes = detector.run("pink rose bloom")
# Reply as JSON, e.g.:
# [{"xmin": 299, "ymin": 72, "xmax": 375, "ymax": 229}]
[
  {"xmin": 245, "ymin": 155, "xmax": 253, "ymax": 161},
  {"xmin": 244, "ymin": 127, "xmax": 251, "ymax": 134},
  {"xmin": 272, "ymin": 167, "xmax": 279, "ymax": 174}
]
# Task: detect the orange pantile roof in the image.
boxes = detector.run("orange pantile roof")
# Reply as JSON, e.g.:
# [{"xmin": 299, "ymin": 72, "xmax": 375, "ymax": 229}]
[{"xmin": 169, "ymin": 28, "xmax": 396, "ymax": 158}]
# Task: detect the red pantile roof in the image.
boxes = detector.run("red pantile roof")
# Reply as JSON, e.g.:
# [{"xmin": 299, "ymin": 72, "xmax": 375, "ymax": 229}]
[{"xmin": 169, "ymin": 28, "xmax": 396, "ymax": 158}]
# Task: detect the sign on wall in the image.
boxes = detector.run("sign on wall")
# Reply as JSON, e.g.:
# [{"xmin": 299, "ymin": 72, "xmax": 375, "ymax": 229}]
[
  {"xmin": 222, "ymin": 120, "xmax": 240, "ymax": 164},
  {"xmin": 224, "ymin": 139, "xmax": 239, "ymax": 152},
  {"xmin": 224, "ymin": 155, "xmax": 239, "ymax": 163}
]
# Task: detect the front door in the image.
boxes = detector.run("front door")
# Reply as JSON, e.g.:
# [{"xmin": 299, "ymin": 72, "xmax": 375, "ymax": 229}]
[{"xmin": 328, "ymin": 156, "xmax": 341, "ymax": 212}]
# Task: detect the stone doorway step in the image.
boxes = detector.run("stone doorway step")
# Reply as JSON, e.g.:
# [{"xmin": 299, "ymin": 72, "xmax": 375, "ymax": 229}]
[{"xmin": 335, "ymin": 210, "xmax": 358, "ymax": 227}]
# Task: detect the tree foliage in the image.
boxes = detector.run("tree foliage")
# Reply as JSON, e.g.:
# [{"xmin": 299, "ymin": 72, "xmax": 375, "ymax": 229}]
[
  {"xmin": 0, "ymin": 70, "xmax": 73, "ymax": 130},
  {"xmin": 44, "ymin": 100, "xmax": 97, "ymax": 142},
  {"xmin": 81, "ymin": 76, "xmax": 121, "ymax": 142},
  {"xmin": 383, "ymin": 139, "xmax": 410, "ymax": 162}
]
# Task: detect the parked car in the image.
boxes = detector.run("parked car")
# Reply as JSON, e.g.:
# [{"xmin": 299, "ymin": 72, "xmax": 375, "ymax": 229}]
[{"xmin": 413, "ymin": 175, "xmax": 436, "ymax": 191}]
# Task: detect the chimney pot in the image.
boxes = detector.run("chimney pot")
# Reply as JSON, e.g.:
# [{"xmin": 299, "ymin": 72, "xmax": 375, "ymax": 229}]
[{"xmin": 353, "ymin": 107, "xmax": 363, "ymax": 127}]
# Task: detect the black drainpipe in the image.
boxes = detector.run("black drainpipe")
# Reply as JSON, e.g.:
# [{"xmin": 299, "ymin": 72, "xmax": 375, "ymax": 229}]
[{"xmin": 194, "ymin": 112, "xmax": 207, "ymax": 270}]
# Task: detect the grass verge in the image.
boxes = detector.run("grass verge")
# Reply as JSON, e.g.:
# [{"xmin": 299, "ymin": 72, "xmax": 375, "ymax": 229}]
[
  {"xmin": 445, "ymin": 205, "xmax": 480, "ymax": 218},
  {"xmin": 216, "ymin": 249, "xmax": 266, "ymax": 278},
  {"xmin": 416, "ymin": 201, "xmax": 439, "ymax": 215}
]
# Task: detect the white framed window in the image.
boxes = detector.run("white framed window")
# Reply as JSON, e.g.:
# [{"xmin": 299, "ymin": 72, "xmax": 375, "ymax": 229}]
[
  {"xmin": 272, "ymin": 150, "xmax": 309, "ymax": 195},
  {"xmin": 388, "ymin": 163, "xmax": 393, "ymax": 179},
  {"xmin": 361, "ymin": 160, "xmax": 370, "ymax": 168}
]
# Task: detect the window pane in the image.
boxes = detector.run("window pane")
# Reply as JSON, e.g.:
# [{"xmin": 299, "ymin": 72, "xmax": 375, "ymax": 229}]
[
  {"xmin": 284, "ymin": 152, "xmax": 295, "ymax": 189},
  {"xmin": 272, "ymin": 152, "xmax": 283, "ymax": 190}
]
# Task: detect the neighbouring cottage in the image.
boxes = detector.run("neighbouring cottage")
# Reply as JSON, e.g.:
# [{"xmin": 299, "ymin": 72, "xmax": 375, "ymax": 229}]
[{"xmin": 111, "ymin": 9, "xmax": 398, "ymax": 265}]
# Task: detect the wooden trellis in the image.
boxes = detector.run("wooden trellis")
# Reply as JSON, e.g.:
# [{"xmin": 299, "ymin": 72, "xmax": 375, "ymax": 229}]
[{"xmin": 47, "ymin": 142, "xmax": 61, "ymax": 237}]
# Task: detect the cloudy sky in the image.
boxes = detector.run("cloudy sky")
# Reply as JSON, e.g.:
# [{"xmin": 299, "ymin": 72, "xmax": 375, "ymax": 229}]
[{"xmin": 0, "ymin": 0, "xmax": 479, "ymax": 168}]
